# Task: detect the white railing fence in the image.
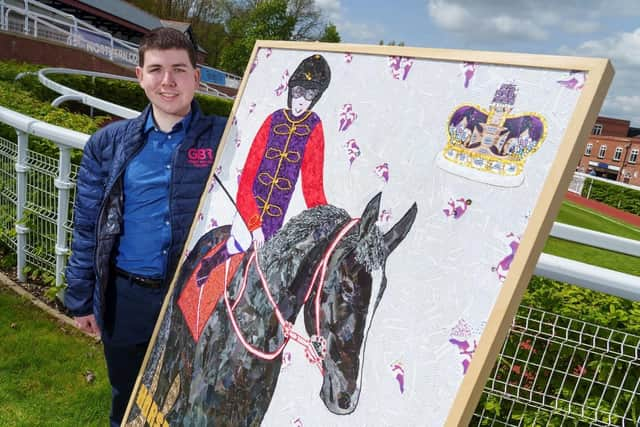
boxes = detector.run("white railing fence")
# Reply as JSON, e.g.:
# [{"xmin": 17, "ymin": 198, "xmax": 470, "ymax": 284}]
[
  {"xmin": 36, "ymin": 68, "xmax": 233, "ymax": 113},
  {"xmin": 473, "ymin": 306, "xmax": 640, "ymax": 426},
  {"xmin": 1, "ymin": 0, "xmax": 137, "ymax": 65},
  {"xmin": 569, "ymin": 170, "xmax": 640, "ymax": 201},
  {"xmin": 0, "ymin": 104, "xmax": 85, "ymax": 286}
]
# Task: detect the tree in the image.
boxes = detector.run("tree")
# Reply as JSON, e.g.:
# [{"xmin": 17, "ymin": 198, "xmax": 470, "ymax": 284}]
[
  {"xmin": 286, "ymin": 0, "xmax": 322, "ymax": 40},
  {"xmin": 219, "ymin": 0, "xmax": 296, "ymax": 75},
  {"xmin": 378, "ymin": 40, "xmax": 405, "ymax": 46},
  {"xmin": 319, "ymin": 23, "xmax": 340, "ymax": 43},
  {"xmin": 124, "ymin": 0, "xmax": 341, "ymax": 74}
]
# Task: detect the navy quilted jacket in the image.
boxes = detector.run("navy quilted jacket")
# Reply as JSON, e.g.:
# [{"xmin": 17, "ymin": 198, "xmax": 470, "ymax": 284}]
[{"xmin": 64, "ymin": 101, "xmax": 226, "ymax": 328}]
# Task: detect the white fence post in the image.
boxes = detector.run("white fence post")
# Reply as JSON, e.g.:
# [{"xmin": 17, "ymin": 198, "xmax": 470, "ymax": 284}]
[
  {"xmin": 14, "ymin": 129, "xmax": 29, "ymax": 282},
  {"xmin": 54, "ymin": 146, "xmax": 73, "ymax": 286},
  {"xmin": 23, "ymin": 0, "xmax": 28, "ymax": 34}
]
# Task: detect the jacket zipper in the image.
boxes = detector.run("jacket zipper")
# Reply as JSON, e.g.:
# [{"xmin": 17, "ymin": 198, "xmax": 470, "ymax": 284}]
[
  {"xmin": 94, "ymin": 142, "xmax": 147, "ymax": 276},
  {"xmin": 165, "ymin": 123, "xmax": 211, "ymax": 281}
]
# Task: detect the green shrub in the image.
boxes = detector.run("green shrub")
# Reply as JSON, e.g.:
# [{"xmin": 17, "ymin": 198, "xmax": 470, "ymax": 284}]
[
  {"xmin": 196, "ymin": 93, "xmax": 233, "ymax": 117},
  {"xmin": 523, "ymin": 275, "xmax": 640, "ymax": 335},
  {"xmin": 47, "ymin": 72, "xmax": 233, "ymax": 116},
  {"xmin": 0, "ymin": 60, "xmax": 41, "ymax": 81},
  {"xmin": 582, "ymin": 178, "xmax": 640, "ymax": 216},
  {"xmin": 0, "ymin": 61, "xmax": 61, "ymax": 102},
  {"xmin": 0, "ymin": 80, "xmax": 104, "ymax": 165},
  {"xmin": 52, "ymin": 74, "xmax": 233, "ymax": 116}
]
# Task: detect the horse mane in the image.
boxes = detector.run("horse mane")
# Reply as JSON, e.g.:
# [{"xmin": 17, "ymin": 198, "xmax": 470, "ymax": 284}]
[
  {"xmin": 261, "ymin": 204, "xmax": 387, "ymax": 272},
  {"xmin": 262, "ymin": 204, "xmax": 349, "ymax": 263},
  {"xmin": 353, "ymin": 221, "xmax": 386, "ymax": 272}
]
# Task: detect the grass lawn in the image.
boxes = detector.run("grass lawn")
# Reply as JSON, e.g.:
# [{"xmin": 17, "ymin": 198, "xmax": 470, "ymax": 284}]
[
  {"xmin": 543, "ymin": 237, "xmax": 640, "ymax": 276},
  {"xmin": 555, "ymin": 201, "xmax": 640, "ymax": 240},
  {"xmin": 0, "ymin": 284, "xmax": 110, "ymax": 427},
  {"xmin": 541, "ymin": 201, "xmax": 640, "ymax": 276}
]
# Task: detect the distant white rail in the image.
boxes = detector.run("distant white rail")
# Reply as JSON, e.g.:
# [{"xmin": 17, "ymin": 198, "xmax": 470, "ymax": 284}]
[
  {"xmin": 550, "ymin": 222, "xmax": 640, "ymax": 257},
  {"xmin": 536, "ymin": 253, "xmax": 639, "ymax": 301},
  {"xmin": 569, "ymin": 170, "xmax": 640, "ymax": 196},
  {"xmin": 36, "ymin": 67, "xmax": 231, "ymax": 119},
  {"xmin": 38, "ymin": 67, "xmax": 139, "ymax": 119}
]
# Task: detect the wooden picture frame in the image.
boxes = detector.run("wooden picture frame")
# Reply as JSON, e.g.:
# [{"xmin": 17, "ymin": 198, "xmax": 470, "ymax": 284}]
[{"xmin": 124, "ymin": 41, "xmax": 613, "ymax": 426}]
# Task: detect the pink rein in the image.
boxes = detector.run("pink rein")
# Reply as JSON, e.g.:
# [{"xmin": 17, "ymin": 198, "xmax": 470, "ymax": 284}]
[{"xmin": 224, "ymin": 218, "xmax": 360, "ymax": 375}]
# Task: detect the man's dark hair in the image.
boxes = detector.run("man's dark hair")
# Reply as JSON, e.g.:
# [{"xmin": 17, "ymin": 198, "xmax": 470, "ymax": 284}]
[{"xmin": 138, "ymin": 27, "xmax": 197, "ymax": 68}]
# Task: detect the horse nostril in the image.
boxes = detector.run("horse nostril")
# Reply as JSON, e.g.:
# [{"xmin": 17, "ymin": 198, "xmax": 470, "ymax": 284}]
[{"xmin": 337, "ymin": 392, "xmax": 351, "ymax": 409}]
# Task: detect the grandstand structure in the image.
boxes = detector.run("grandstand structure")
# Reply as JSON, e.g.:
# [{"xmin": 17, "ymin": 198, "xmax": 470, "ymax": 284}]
[{"xmin": 0, "ymin": 0, "xmax": 240, "ymax": 96}]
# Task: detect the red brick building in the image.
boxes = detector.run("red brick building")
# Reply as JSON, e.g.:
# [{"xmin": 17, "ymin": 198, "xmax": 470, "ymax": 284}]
[{"xmin": 577, "ymin": 116, "xmax": 640, "ymax": 186}]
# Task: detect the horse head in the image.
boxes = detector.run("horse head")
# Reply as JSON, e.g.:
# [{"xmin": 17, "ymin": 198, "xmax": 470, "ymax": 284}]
[{"xmin": 304, "ymin": 193, "xmax": 417, "ymax": 414}]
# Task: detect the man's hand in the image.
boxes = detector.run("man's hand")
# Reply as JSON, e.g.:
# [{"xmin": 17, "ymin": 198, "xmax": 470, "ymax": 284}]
[
  {"xmin": 252, "ymin": 227, "xmax": 265, "ymax": 249},
  {"xmin": 74, "ymin": 314, "xmax": 100, "ymax": 337}
]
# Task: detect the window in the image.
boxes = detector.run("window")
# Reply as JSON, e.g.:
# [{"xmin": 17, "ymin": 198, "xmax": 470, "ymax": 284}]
[
  {"xmin": 585, "ymin": 143, "xmax": 592, "ymax": 156},
  {"xmin": 613, "ymin": 147, "xmax": 623, "ymax": 161},
  {"xmin": 630, "ymin": 149, "xmax": 639, "ymax": 164},
  {"xmin": 592, "ymin": 123, "xmax": 603, "ymax": 135},
  {"xmin": 598, "ymin": 145, "xmax": 607, "ymax": 159}
]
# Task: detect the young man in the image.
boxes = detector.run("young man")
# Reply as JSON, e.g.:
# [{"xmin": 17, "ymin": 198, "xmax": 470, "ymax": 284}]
[{"xmin": 64, "ymin": 27, "xmax": 226, "ymax": 426}]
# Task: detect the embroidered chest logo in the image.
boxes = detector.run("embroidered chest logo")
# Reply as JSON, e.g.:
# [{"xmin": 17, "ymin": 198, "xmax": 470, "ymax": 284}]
[{"xmin": 187, "ymin": 148, "xmax": 214, "ymax": 168}]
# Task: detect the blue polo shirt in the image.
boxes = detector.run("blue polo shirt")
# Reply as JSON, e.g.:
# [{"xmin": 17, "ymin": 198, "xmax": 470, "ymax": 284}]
[{"xmin": 115, "ymin": 111, "xmax": 192, "ymax": 278}]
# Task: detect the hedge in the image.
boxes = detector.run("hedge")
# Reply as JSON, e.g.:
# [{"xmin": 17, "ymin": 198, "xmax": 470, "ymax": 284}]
[
  {"xmin": 582, "ymin": 178, "xmax": 640, "ymax": 216},
  {"xmin": 0, "ymin": 80, "xmax": 105, "ymax": 163}
]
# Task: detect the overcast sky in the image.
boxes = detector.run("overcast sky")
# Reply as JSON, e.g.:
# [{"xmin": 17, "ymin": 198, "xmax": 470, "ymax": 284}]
[{"xmin": 316, "ymin": 0, "xmax": 640, "ymax": 126}]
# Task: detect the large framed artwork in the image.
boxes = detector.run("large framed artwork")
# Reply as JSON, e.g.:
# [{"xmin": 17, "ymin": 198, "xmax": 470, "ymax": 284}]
[{"xmin": 124, "ymin": 41, "xmax": 612, "ymax": 426}]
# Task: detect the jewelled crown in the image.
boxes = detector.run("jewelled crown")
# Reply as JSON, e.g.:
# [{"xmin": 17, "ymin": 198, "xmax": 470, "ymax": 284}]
[{"xmin": 436, "ymin": 83, "xmax": 547, "ymax": 187}]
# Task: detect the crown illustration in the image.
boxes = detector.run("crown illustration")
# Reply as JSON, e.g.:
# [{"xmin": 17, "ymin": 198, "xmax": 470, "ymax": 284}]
[{"xmin": 436, "ymin": 83, "xmax": 547, "ymax": 187}]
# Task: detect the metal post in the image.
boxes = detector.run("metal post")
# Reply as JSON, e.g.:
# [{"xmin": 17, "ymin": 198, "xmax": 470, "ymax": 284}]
[
  {"xmin": 15, "ymin": 130, "xmax": 29, "ymax": 282},
  {"xmin": 54, "ymin": 146, "xmax": 73, "ymax": 286},
  {"xmin": 23, "ymin": 0, "xmax": 28, "ymax": 35},
  {"xmin": 587, "ymin": 178, "xmax": 594, "ymax": 199}
]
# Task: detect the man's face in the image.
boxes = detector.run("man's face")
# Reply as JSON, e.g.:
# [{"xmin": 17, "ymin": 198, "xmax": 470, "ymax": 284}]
[{"xmin": 136, "ymin": 48, "xmax": 200, "ymax": 120}]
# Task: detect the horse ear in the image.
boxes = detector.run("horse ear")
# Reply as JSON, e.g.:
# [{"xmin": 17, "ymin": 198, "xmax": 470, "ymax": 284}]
[
  {"xmin": 360, "ymin": 192, "xmax": 382, "ymax": 234},
  {"xmin": 384, "ymin": 203, "xmax": 417, "ymax": 254}
]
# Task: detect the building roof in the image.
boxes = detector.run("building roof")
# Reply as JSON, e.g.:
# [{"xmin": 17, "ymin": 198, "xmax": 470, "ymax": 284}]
[
  {"xmin": 596, "ymin": 116, "xmax": 631, "ymax": 126},
  {"xmin": 628, "ymin": 127, "xmax": 640, "ymax": 138},
  {"xmin": 72, "ymin": 0, "xmax": 162, "ymax": 30},
  {"xmin": 160, "ymin": 19, "xmax": 191, "ymax": 33}
]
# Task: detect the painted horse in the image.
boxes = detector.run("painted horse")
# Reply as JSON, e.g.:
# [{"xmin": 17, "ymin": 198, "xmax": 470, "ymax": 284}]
[{"xmin": 126, "ymin": 193, "xmax": 417, "ymax": 426}]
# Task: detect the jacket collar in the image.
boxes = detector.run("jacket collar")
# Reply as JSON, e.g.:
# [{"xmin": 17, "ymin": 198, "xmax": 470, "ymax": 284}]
[
  {"xmin": 129, "ymin": 101, "xmax": 209, "ymax": 149},
  {"xmin": 143, "ymin": 108, "xmax": 193, "ymax": 134}
]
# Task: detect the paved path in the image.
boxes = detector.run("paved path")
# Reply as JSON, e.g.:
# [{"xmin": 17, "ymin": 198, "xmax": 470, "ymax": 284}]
[{"xmin": 565, "ymin": 192, "xmax": 640, "ymax": 228}]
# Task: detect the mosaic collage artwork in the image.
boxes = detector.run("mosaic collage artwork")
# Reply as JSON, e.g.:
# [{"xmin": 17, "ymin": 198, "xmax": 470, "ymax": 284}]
[{"xmin": 125, "ymin": 42, "xmax": 612, "ymax": 426}]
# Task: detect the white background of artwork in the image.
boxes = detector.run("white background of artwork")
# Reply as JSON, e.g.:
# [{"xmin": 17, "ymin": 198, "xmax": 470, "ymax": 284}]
[{"xmin": 184, "ymin": 48, "xmax": 584, "ymax": 426}]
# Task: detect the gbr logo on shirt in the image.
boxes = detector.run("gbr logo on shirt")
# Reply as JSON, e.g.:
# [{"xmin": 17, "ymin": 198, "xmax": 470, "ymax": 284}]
[{"xmin": 187, "ymin": 148, "xmax": 214, "ymax": 168}]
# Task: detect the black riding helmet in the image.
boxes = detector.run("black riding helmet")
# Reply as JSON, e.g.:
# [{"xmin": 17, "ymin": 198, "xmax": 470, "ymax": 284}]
[{"xmin": 287, "ymin": 54, "xmax": 331, "ymax": 111}]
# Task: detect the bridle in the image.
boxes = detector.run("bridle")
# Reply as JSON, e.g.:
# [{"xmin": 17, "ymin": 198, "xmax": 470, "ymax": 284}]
[{"xmin": 224, "ymin": 218, "xmax": 361, "ymax": 375}]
